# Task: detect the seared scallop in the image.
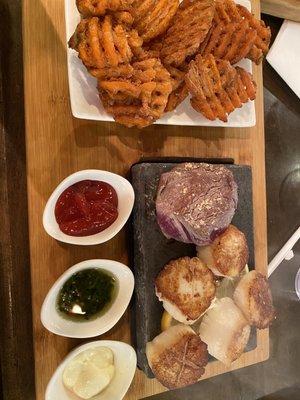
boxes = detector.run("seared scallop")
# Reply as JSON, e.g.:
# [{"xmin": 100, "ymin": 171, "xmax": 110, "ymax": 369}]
[
  {"xmin": 146, "ymin": 324, "xmax": 208, "ymax": 389},
  {"xmin": 199, "ymin": 297, "xmax": 250, "ymax": 366},
  {"xmin": 197, "ymin": 225, "xmax": 249, "ymax": 277},
  {"xmin": 233, "ymin": 270, "xmax": 275, "ymax": 329},
  {"xmin": 155, "ymin": 257, "xmax": 216, "ymax": 324}
]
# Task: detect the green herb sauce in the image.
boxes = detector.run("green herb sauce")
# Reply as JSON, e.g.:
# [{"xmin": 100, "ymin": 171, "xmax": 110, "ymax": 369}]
[{"xmin": 57, "ymin": 268, "xmax": 117, "ymax": 321}]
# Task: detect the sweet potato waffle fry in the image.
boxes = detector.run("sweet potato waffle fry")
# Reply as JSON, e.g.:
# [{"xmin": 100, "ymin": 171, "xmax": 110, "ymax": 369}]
[
  {"xmin": 114, "ymin": 11, "xmax": 134, "ymax": 25},
  {"xmin": 91, "ymin": 64, "xmax": 134, "ymax": 79},
  {"xmin": 186, "ymin": 54, "xmax": 256, "ymax": 122},
  {"xmin": 133, "ymin": 0, "xmax": 179, "ymax": 42},
  {"xmin": 236, "ymin": 4, "xmax": 271, "ymax": 64},
  {"xmin": 165, "ymin": 65, "xmax": 189, "ymax": 112},
  {"xmin": 160, "ymin": 0, "xmax": 215, "ymax": 67},
  {"xmin": 69, "ymin": 16, "xmax": 143, "ymax": 76},
  {"xmin": 201, "ymin": 20, "xmax": 257, "ymax": 65},
  {"xmin": 98, "ymin": 58, "xmax": 172, "ymax": 127},
  {"xmin": 70, "ymin": 0, "xmax": 270, "ymax": 127},
  {"xmin": 133, "ymin": 39, "xmax": 163, "ymax": 61},
  {"xmin": 201, "ymin": 0, "xmax": 271, "ymax": 65},
  {"xmin": 76, "ymin": 0, "xmax": 134, "ymax": 16}
]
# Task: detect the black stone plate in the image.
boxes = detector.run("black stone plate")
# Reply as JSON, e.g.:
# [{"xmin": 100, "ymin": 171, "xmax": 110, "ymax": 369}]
[{"xmin": 130, "ymin": 158, "xmax": 255, "ymax": 377}]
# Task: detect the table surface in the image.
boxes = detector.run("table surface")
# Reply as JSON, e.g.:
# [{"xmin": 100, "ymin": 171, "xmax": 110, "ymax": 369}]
[{"xmin": 22, "ymin": 0, "xmax": 272, "ymax": 399}]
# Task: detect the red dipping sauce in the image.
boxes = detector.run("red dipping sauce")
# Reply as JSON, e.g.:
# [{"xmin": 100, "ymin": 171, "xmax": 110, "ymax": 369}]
[{"xmin": 55, "ymin": 180, "xmax": 118, "ymax": 237}]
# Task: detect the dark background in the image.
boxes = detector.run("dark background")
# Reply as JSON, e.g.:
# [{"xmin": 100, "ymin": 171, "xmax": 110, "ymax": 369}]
[{"xmin": 0, "ymin": 4, "xmax": 299, "ymax": 400}]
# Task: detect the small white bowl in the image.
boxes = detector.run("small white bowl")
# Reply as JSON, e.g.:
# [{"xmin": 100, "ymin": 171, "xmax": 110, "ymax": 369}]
[
  {"xmin": 41, "ymin": 259, "xmax": 134, "ymax": 338},
  {"xmin": 46, "ymin": 340, "xmax": 137, "ymax": 400},
  {"xmin": 43, "ymin": 169, "xmax": 134, "ymax": 245}
]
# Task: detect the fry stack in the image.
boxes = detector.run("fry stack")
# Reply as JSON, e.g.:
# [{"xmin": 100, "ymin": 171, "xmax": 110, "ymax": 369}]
[{"xmin": 69, "ymin": 0, "xmax": 271, "ymax": 127}]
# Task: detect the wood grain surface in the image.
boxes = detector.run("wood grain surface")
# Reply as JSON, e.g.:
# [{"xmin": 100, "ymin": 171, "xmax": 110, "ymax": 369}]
[
  {"xmin": 22, "ymin": 1, "xmax": 268, "ymax": 399},
  {"xmin": 261, "ymin": 0, "xmax": 300, "ymax": 22},
  {"xmin": 0, "ymin": 1, "xmax": 35, "ymax": 399}
]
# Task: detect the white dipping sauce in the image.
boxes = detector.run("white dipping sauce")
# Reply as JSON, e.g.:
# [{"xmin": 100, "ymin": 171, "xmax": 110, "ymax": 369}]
[{"xmin": 63, "ymin": 347, "xmax": 115, "ymax": 399}]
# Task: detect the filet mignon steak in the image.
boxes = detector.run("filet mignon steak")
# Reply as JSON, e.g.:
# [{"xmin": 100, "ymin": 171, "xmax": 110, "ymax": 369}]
[{"xmin": 156, "ymin": 163, "xmax": 238, "ymax": 246}]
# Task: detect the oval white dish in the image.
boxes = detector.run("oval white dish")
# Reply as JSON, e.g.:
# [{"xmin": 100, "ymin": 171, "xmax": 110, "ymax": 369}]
[
  {"xmin": 41, "ymin": 259, "xmax": 134, "ymax": 338},
  {"xmin": 45, "ymin": 340, "xmax": 137, "ymax": 400},
  {"xmin": 43, "ymin": 169, "xmax": 135, "ymax": 245}
]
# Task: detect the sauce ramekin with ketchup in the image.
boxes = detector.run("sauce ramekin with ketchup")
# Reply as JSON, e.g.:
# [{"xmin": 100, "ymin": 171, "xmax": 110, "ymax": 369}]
[{"xmin": 55, "ymin": 180, "xmax": 118, "ymax": 237}]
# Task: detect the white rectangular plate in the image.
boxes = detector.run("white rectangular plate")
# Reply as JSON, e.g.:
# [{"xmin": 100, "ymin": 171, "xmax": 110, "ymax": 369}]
[
  {"xmin": 267, "ymin": 20, "xmax": 300, "ymax": 99},
  {"xmin": 65, "ymin": 0, "xmax": 256, "ymax": 127}
]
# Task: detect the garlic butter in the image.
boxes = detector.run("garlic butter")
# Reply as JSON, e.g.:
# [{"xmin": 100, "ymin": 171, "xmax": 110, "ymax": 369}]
[{"xmin": 63, "ymin": 347, "xmax": 115, "ymax": 399}]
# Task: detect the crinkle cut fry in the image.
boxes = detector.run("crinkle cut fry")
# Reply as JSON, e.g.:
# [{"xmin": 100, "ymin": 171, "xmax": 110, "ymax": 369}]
[
  {"xmin": 204, "ymin": 0, "xmax": 271, "ymax": 65},
  {"xmin": 236, "ymin": 66, "xmax": 257, "ymax": 101},
  {"xmin": 165, "ymin": 65, "xmax": 189, "ymax": 112},
  {"xmin": 236, "ymin": 4, "xmax": 271, "ymax": 64},
  {"xmin": 115, "ymin": 114, "xmax": 154, "ymax": 128},
  {"xmin": 107, "ymin": 103, "xmax": 155, "ymax": 128},
  {"xmin": 160, "ymin": 0, "xmax": 215, "ymax": 67},
  {"xmin": 114, "ymin": 11, "xmax": 134, "ymax": 26},
  {"xmin": 134, "ymin": 39, "xmax": 163, "ymax": 61},
  {"xmin": 165, "ymin": 82, "xmax": 189, "ymax": 112},
  {"xmin": 98, "ymin": 58, "xmax": 172, "ymax": 127},
  {"xmin": 90, "ymin": 64, "xmax": 134, "ymax": 79},
  {"xmin": 133, "ymin": 0, "xmax": 179, "ymax": 42},
  {"xmin": 99, "ymin": 90, "xmax": 155, "ymax": 127},
  {"xmin": 214, "ymin": 0, "xmax": 240, "ymax": 23},
  {"xmin": 102, "ymin": 15, "xmax": 133, "ymax": 66},
  {"xmin": 69, "ymin": 17, "xmax": 106, "ymax": 69},
  {"xmin": 201, "ymin": 19, "xmax": 257, "ymax": 64},
  {"xmin": 99, "ymin": 80, "xmax": 142, "ymax": 98},
  {"xmin": 69, "ymin": 16, "xmax": 143, "ymax": 75},
  {"xmin": 186, "ymin": 54, "xmax": 256, "ymax": 122},
  {"xmin": 76, "ymin": 0, "xmax": 134, "ymax": 16}
]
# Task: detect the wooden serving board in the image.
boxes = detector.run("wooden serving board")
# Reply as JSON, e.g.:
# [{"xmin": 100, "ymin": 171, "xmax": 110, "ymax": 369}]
[
  {"xmin": 261, "ymin": 0, "xmax": 300, "ymax": 22},
  {"xmin": 23, "ymin": 1, "xmax": 268, "ymax": 399}
]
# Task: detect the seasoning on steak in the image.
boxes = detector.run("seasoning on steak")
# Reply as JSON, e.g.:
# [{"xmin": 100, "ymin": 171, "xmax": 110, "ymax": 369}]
[{"xmin": 156, "ymin": 163, "xmax": 238, "ymax": 246}]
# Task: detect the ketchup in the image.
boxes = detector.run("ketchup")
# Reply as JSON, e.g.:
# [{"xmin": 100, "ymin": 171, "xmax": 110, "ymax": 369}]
[{"xmin": 55, "ymin": 180, "xmax": 118, "ymax": 236}]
